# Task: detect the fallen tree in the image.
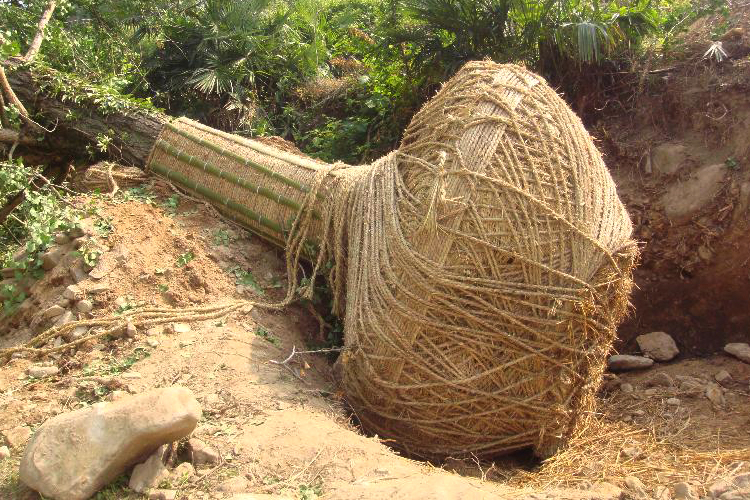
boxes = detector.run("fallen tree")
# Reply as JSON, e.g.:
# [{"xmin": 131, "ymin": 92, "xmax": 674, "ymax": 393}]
[{"xmin": 2, "ymin": 62, "xmax": 165, "ymax": 166}]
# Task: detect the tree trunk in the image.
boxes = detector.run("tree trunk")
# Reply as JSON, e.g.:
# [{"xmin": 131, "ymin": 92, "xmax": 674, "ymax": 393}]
[{"xmin": 4, "ymin": 64, "xmax": 165, "ymax": 167}]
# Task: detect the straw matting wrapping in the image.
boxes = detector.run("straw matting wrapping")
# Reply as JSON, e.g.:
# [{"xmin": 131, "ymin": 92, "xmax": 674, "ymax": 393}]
[{"xmin": 147, "ymin": 61, "xmax": 637, "ymax": 460}]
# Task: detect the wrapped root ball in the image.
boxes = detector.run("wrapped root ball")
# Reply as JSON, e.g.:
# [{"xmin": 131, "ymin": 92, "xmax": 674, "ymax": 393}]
[{"xmin": 339, "ymin": 62, "xmax": 637, "ymax": 459}]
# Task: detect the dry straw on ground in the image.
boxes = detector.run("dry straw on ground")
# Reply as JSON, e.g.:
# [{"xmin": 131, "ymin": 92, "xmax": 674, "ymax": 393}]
[{"xmin": 5, "ymin": 61, "xmax": 638, "ymax": 461}]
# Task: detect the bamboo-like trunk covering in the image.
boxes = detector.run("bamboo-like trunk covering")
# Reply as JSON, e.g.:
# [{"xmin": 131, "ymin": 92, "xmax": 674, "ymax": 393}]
[{"xmin": 147, "ymin": 62, "xmax": 637, "ymax": 460}]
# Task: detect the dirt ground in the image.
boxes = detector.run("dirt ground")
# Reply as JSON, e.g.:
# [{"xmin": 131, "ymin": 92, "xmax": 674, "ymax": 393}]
[{"xmin": 1, "ymin": 182, "xmax": 748, "ymax": 500}]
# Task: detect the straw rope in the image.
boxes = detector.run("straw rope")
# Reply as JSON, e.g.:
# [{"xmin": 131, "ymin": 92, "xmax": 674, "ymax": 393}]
[{"xmin": 2, "ymin": 62, "xmax": 637, "ymax": 461}]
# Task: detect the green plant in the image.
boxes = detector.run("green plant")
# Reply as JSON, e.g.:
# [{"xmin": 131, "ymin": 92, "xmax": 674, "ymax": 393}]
[
  {"xmin": 255, "ymin": 326, "xmax": 281, "ymax": 346},
  {"xmin": 212, "ymin": 228, "xmax": 232, "ymax": 246},
  {"xmin": 229, "ymin": 266, "xmax": 264, "ymax": 295},
  {"xmin": 176, "ymin": 251, "xmax": 195, "ymax": 267},
  {"xmin": 1, "ymin": 159, "xmax": 81, "ymax": 315},
  {"xmin": 299, "ymin": 483, "xmax": 323, "ymax": 500},
  {"xmin": 162, "ymin": 194, "xmax": 180, "ymax": 214}
]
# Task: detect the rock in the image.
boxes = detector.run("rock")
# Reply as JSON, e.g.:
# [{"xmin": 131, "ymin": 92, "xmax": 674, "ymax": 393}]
[
  {"xmin": 189, "ymin": 438, "xmax": 220, "ymax": 466},
  {"xmin": 54, "ymin": 233, "xmax": 71, "ymax": 245},
  {"xmin": 125, "ymin": 322, "xmax": 137, "ymax": 338},
  {"xmin": 41, "ymin": 246, "xmax": 66, "ymax": 271},
  {"xmin": 646, "ymin": 372, "xmax": 675, "ymax": 387},
  {"xmin": 148, "ymin": 490, "xmax": 177, "ymax": 500},
  {"xmin": 63, "ymin": 285, "xmax": 82, "ymax": 301},
  {"xmin": 651, "ymin": 143, "xmax": 688, "ymax": 176},
  {"xmin": 19, "ymin": 386, "xmax": 201, "ymax": 500},
  {"xmin": 636, "ymin": 332, "xmax": 679, "ymax": 361},
  {"xmin": 76, "ymin": 300, "xmax": 93, "ymax": 313},
  {"xmin": 725, "ymin": 343, "xmax": 750, "ymax": 364},
  {"xmin": 715, "ymin": 370, "xmax": 733, "ymax": 386},
  {"xmin": 146, "ymin": 338, "xmax": 159, "ymax": 348},
  {"xmin": 666, "ymin": 398, "xmax": 681, "ymax": 406},
  {"xmin": 710, "ymin": 475, "xmax": 750, "ymax": 499},
  {"xmin": 706, "ymin": 384, "xmax": 725, "ymax": 406},
  {"xmin": 620, "ymin": 383, "xmax": 634, "ymax": 394},
  {"xmin": 43, "ymin": 305, "xmax": 66, "ymax": 319},
  {"xmin": 114, "ymin": 296, "xmax": 128, "ymax": 308},
  {"xmin": 55, "ymin": 311, "xmax": 75, "ymax": 327},
  {"xmin": 145, "ymin": 326, "xmax": 163, "ymax": 336},
  {"xmin": 624, "ymin": 476, "xmax": 648, "ymax": 498},
  {"xmin": 3, "ymin": 425, "xmax": 32, "ymax": 449},
  {"xmin": 673, "ymin": 482, "xmax": 698, "ymax": 500},
  {"xmin": 171, "ymin": 462, "xmax": 195, "ymax": 482},
  {"xmin": 661, "ymin": 163, "xmax": 728, "ymax": 223},
  {"xmin": 719, "ymin": 489, "xmax": 750, "ymax": 500},
  {"xmin": 121, "ymin": 372, "xmax": 142, "ymax": 380},
  {"xmin": 129, "ymin": 445, "xmax": 169, "ymax": 493},
  {"xmin": 69, "ymin": 263, "xmax": 89, "ymax": 283},
  {"xmin": 675, "ymin": 375, "xmax": 705, "ymax": 395},
  {"xmin": 0, "ymin": 445, "xmax": 10, "ymax": 460},
  {"xmin": 65, "ymin": 326, "xmax": 88, "ymax": 341},
  {"xmin": 218, "ymin": 476, "xmax": 250, "ymax": 493},
  {"xmin": 608, "ymin": 355, "xmax": 654, "ymax": 372},
  {"xmin": 643, "ymin": 388, "xmax": 659, "ymax": 396},
  {"xmin": 87, "ymin": 283, "xmax": 109, "ymax": 294},
  {"xmin": 168, "ymin": 323, "xmax": 191, "ymax": 334},
  {"xmin": 27, "ymin": 365, "xmax": 60, "ymax": 379}
]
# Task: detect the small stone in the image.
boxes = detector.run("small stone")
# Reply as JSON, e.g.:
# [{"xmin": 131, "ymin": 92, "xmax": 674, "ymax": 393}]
[
  {"xmin": 218, "ymin": 476, "xmax": 250, "ymax": 493},
  {"xmin": 676, "ymin": 375, "xmax": 705, "ymax": 394},
  {"xmin": 636, "ymin": 331, "xmax": 679, "ymax": 361},
  {"xmin": 189, "ymin": 438, "xmax": 220, "ymax": 466},
  {"xmin": 65, "ymin": 326, "xmax": 88, "ymax": 341},
  {"xmin": 725, "ymin": 343, "xmax": 750, "ymax": 364},
  {"xmin": 0, "ymin": 445, "xmax": 10, "ymax": 460},
  {"xmin": 715, "ymin": 370, "xmax": 733, "ymax": 385},
  {"xmin": 673, "ymin": 482, "xmax": 698, "ymax": 500},
  {"xmin": 706, "ymin": 384, "xmax": 726, "ymax": 406},
  {"xmin": 88, "ymin": 283, "xmax": 110, "ymax": 294},
  {"xmin": 125, "ymin": 322, "xmax": 137, "ymax": 338},
  {"xmin": 54, "ymin": 311, "xmax": 75, "ymax": 327},
  {"xmin": 3, "ymin": 425, "xmax": 32, "ymax": 449},
  {"xmin": 666, "ymin": 397, "xmax": 681, "ymax": 406},
  {"xmin": 644, "ymin": 388, "xmax": 659, "ymax": 396},
  {"xmin": 646, "ymin": 372, "xmax": 675, "ymax": 387},
  {"xmin": 42, "ymin": 305, "xmax": 65, "ymax": 319},
  {"xmin": 145, "ymin": 326, "xmax": 163, "ymax": 336},
  {"xmin": 76, "ymin": 300, "xmax": 94, "ymax": 313},
  {"xmin": 69, "ymin": 263, "xmax": 89, "ymax": 283},
  {"xmin": 54, "ymin": 233, "xmax": 71, "ymax": 245},
  {"xmin": 171, "ymin": 462, "xmax": 195, "ymax": 482},
  {"xmin": 19, "ymin": 387, "xmax": 201, "ymax": 500},
  {"xmin": 620, "ymin": 383, "xmax": 634, "ymax": 394},
  {"xmin": 147, "ymin": 338, "xmax": 159, "ymax": 348},
  {"xmin": 121, "ymin": 372, "xmax": 142, "ymax": 380},
  {"xmin": 114, "ymin": 296, "xmax": 128, "ymax": 308},
  {"xmin": 172, "ymin": 323, "xmax": 191, "ymax": 334},
  {"xmin": 63, "ymin": 284, "xmax": 82, "ymax": 300},
  {"xmin": 624, "ymin": 476, "xmax": 648, "ymax": 498},
  {"xmin": 608, "ymin": 355, "xmax": 654, "ymax": 372},
  {"xmin": 129, "ymin": 445, "xmax": 169, "ymax": 493},
  {"xmin": 148, "ymin": 489, "xmax": 177, "ymax": 500},
  {"xmin": 41, "ymin": 246, "xmax": 66, "ymax": 271},
  {"xmin": 27, "ymin": 365, "xmax": 60, "ymax": 379}
]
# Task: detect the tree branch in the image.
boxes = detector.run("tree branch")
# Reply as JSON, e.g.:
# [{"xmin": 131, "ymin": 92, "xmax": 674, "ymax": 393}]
[
  {"xmin": 0, "ymin": 128, "xmax": 35, "ymax": 145},
  {"xmin": 23, "ymin": 0, "xmax": 58, "ymax": 62}
]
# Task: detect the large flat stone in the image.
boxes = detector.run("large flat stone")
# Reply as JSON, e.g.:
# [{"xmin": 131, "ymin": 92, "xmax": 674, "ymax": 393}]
[
  {"xmin": 607, "ymin": 355, "xmax": 654, "ymax": 372},
  {"xmin": 725, "ymin": 343, "xmax": 750, "ymax": 364},
  {"xmin": 20, "ymin": 387, "xmax": 201, "ymax": 500}
]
